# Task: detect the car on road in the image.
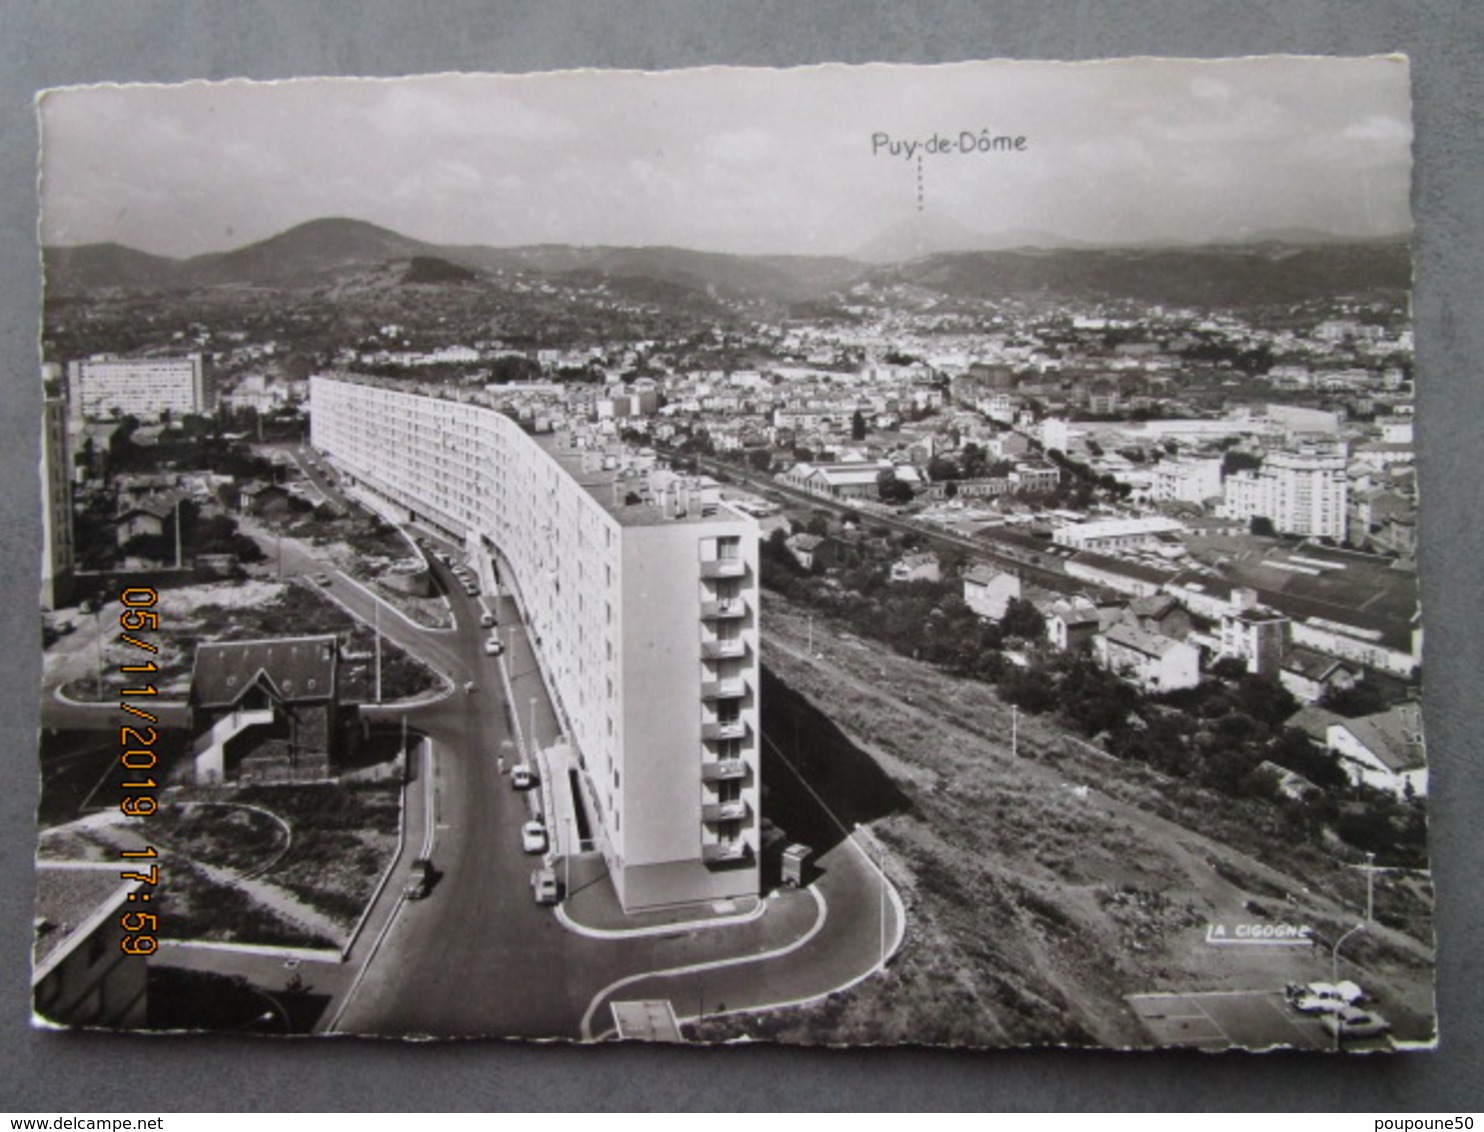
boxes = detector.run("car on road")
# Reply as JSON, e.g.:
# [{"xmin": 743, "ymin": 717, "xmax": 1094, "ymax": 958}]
[
  {"xmin": 1320, "ymin": 1008, "xmax": 1391, "ymax": 1041},
  {"xmin": 484, "ymin": 637, "xmax": 504, "ymax": 656},
  {"xmin": 511, "ymin": 764, "xmax": 536, "ymax": 790},
  {"xmin": 530, "ymin": 867, "xmax": 560, "ymax": 905},
  {"xmin": 313, "ymin": 572, "xmax": 333, "ymax": 586},
  {"xmin": 405, "ymin": 857, "xmax": 435, "ymax": 900},
  {"xmin": 479, "ymin": 611, "xmax": 497, "ymax": 628},
  {"xmin": 437, "ymin": 551, "xmax": 453, "ymax": 565},
  {"xmin": 521, "ymin": 820, "xmax": 547, "ymax": 854}
]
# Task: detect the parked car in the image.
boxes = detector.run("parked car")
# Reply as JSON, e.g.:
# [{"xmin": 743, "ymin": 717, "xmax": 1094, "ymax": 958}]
[
  {"xmin": 313, "ymin": 572, "xmax": 333, "ymax": 586},
  {"xmin": 521, "ymin": 820, "xmax": 548, "ymax": 854},
  {"xmin": 530, "ymin": 867, "xmax": 560, "ymax": 905},
  {"xmin": 1287, "ymin": 981, "xmax": 1364, "ymax": 1013},
  {"xmin": 511, "ymin": 764, "xmax": 536, "ymax": 790},
  {"xmin": 484, "ymin": 637, "xmax": 504, "ymax": 656},
  {"xmin": 479, "ymin": 611, "xmax": 497, "ymax": 628},
  {"xmin": 405, "ymin": 857, "xmax": 434, "ymax": 900},
  {"xmin": 1320, "ymin": 1008, "xmax": 1391, "ymax": 1041}
]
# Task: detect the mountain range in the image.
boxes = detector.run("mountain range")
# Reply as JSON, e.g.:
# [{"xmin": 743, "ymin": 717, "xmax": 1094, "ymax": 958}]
[{"xmin": 42, "ymin": 216, "xmax": 1412, "ymax": 308}]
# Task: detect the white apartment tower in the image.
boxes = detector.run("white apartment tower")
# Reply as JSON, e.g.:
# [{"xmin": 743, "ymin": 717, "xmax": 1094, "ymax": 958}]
[
  {"xmin": 1220, "ymin": 445, "xmax": 1348, "ymax": 538},
  {"xmin": 67, "ymin": 355, "xmax": 213, "ymax": 422},
  {"xmin": 1151, "ymin": 457, "xmax": 1224, "ymax": 505},
  {"xmin": 310, "ymin": 376, "xmax": 761, "ymax": 911}
]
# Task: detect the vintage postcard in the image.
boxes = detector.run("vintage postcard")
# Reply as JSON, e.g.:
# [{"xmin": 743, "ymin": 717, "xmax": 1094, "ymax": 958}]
[{"xmin": 31, "ymin": 58, "xmax": 1433, "ymax": 1049}]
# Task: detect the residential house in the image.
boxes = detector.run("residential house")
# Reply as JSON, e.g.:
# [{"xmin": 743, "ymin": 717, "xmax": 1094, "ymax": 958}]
[
  {"xmin": 1046, "ymin": 595, "xmax": 1104, "ymax": 653},
  {"xmin": 1278, "ymin": 647, "xmax": 1361, "ymax": 704},
  {"xmin": 1094, "ymin": 623, "xmax": 1201, "ymax": 693},
  {"xmin": 1327, "ymin": 703, "xmax": 1427, "ymax": 797},
  {"xmin": 963, "ymin": 564, "xmax": 1020, "ymax": 621},
  {"xmin": 890, "ymin": 551, "xmax": 940, "ymax": 584},
  {"xmin": 190, "ymin": 635, "xmax": 342, "ymax": 785}
]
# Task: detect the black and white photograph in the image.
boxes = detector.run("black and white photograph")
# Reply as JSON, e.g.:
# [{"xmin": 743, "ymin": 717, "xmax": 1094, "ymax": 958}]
[{"xmin": 30, "ymin": 57, "xmax": 1433, "ymax": 1051}]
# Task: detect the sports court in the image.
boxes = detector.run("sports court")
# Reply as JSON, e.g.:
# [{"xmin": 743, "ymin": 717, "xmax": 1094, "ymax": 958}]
[{"xmin": 1126, "ymin": 990, "xmax": 1332, "ymax": 1051}]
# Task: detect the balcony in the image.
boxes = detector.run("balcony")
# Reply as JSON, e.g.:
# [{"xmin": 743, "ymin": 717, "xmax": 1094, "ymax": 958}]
[
  {"xmin": 702, "ymin": 841, "xmax": 754, "ymax": 866},
  {"xmin": 700, "ymin": 558, "xmax": 746, "ymax": 579},
  {"xmin": 701, "ymin": 719, "xmax": 749, "ymax": 742},
  {"xmin": 700, "ymin": 677, "xmax": 748, "ymax": 700},
  {"xmin": 702, "ymin": 799, "xmax": 751, "ymax": 824},
  {"xmin": 701, "ymin": 637, "xmax": 747, "ymax": 660},
  {"xmin": 701, "ymin": 758, "xmax": 748, "ymax": 782},
  {"xmin": 700, "ymin": 598, "xmax": 747, "ymax": 620}
]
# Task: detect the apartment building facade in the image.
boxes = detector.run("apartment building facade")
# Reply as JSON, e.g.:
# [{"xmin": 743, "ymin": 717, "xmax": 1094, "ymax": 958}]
[
  {"xmin": 310, "ymin": 376, "xmax": 761, "ymax": 911},
  {"xmin": 1220, "ymin": 445, "xmax": 1348, "ymax": 538},
  {"xmin": 66, "ymin": 354, "xmax": 214, "ymax": 422}
]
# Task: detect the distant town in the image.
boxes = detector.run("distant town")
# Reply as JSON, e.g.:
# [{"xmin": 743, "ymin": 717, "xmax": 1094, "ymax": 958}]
[{"xmin": 33, "ymin": 218, "xmax": 1431, "ymax": 1050}]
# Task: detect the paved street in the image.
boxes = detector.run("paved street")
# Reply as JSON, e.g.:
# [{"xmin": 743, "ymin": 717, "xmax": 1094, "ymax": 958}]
[{"xmin": 38, "ymin": 485, "xmax": 907, "ymax": 1039}]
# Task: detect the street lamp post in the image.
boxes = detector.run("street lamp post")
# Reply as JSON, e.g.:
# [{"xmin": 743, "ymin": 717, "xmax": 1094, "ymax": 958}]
[
  {"xmin": 1332, "ymin": 922, "xmax": 1365, "ymax": 984},
  {"xmin": 1330, "ymin": 921, "xmax": 1366, "ymax": 1050},
  {"xmin": 1365, "ymin": 852, "xmax": 1376, "ymax": 924}
]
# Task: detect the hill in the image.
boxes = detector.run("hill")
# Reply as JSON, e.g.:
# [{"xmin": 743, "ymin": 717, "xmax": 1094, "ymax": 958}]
[
  {"xmin": 881, "ymin": 239, "xmax": 1412, "ymax": 307},
  {"xmin": 41, "ymin": 217, "xmax": 1413, "ymax": 309}
]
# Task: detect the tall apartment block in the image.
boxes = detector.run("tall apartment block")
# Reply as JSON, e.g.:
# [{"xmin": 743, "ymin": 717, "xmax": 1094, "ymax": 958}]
[
  {"xmin": 39, "ymin": 397, "xmax": 73, "ymax": 610},
  {"xmin": 66, "ymin": 354, "xmax": 214, "ymax": 422},
  {"xmin": 309, "ymin": 376, "xmax": 761, "ymax": 911},
  {"xmin": 1220, "ymin": 443, "xmax": 1348, "ymax": 538}
]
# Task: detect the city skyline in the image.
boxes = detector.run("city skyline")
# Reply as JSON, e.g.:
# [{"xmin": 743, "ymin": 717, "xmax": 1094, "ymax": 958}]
[{"xmin": 39, "ymin": 57, "xmax": 1412, "ymax": 259}]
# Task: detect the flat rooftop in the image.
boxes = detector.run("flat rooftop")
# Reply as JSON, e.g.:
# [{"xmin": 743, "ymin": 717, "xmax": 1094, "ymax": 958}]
[{"xmin": 534, "ymin": 431, "xmax": 749, "ymax": 528}]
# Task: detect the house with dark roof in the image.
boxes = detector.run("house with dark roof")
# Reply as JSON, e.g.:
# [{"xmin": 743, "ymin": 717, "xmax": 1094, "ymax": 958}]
[
  {"xmin": 1278, "ymin": 646, "xmax": 1361, "ymax": 704},
  {"xmin": 190, "ymin": 634, "xmax": 341, "ymax": 784},
  {"xmin": 1327, "ymin": 703, "xmax": 1427, "ymax": 797},
  {"xmin": 1125, "ymin": 593, "xmax": 1193, "ymax": 639},
  {"xmin": 113, "ymin": 493, "xmax": 183, "ymax": 549}
]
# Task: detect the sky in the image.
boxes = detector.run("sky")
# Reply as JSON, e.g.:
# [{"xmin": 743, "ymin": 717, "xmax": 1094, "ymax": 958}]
[{"xmin": 37, "ymin": 57, "xmax": 1413, "ymax": 259}]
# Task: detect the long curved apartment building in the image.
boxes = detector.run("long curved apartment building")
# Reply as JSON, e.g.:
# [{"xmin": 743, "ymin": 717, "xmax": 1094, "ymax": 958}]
[{"xmin": 310, "ymin": 375, "xmax": 761, "ymax": 911}]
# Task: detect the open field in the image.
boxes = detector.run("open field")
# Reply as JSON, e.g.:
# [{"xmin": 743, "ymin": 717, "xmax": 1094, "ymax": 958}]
[{"xmin": 696, "ymin": 593, "xmax": 1435, "ymax": 1049}]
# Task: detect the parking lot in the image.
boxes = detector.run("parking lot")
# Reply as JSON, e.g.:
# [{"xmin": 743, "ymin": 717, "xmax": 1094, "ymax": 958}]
[{"xmin": 1126, "ymin": 990, "xmax": 1333, "ymax": 1051}]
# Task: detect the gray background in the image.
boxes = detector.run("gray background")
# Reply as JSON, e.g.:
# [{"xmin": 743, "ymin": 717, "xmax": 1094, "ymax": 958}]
[{"xmin": 1, "ymin": 1, "xmax": 1479, "ymax": 1112}]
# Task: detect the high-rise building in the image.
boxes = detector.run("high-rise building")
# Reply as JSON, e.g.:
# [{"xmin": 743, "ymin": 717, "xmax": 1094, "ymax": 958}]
[
  {"xmin": 1220, "ymin": 444, "xmax": 1348, "ymax": 538},
  {"xmin": 66, "ymin": 355, "xmax": 214, "ymax": 422},
  {"xmin": 310, "ymin": 376, "xmax": 761, "ymax": 911},
  {"xmin": 39, "ymin": 397, "xmax": 73, "ymax": 610},
  {"xmin": 1151, "ymin": 457, "xmax": 1224, "ymax": 505}
]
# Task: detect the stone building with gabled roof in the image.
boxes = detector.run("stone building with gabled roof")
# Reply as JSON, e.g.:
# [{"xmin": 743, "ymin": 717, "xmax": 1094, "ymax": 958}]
[{"xmin": 189, "ymin": 634, "xmax": 341, "ymax": 785}]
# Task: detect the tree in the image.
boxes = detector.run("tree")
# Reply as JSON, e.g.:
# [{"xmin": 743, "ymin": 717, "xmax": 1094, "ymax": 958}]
[
  {"xmin": 1000, "ymin": 597, "xmax": 1045, "ymax": 641},
  {"xmin": 927, "ymin": 455, "xmax": 961, "ymax": 482},
  {"xmin": 876, "ymin": 469, "xmax": 913, "ymax": 505},
  {"xmin": 944, "ymin": 480, "xmax": 959, "ymax": 499},
  {"xmin": 1249, "ymin": 516, "xmax": 1278, "ymax": 538},
  {"xmin": 1223, "ymin": 450, "xmax": 1263, "ymax": 478},
  {"xmin": 1321, "ymin": 681, "xmax": 1389, "ymax": 719},
  {"xmin": 851, "ymin": 409, "xmax": 867, "ymax": 441}
]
